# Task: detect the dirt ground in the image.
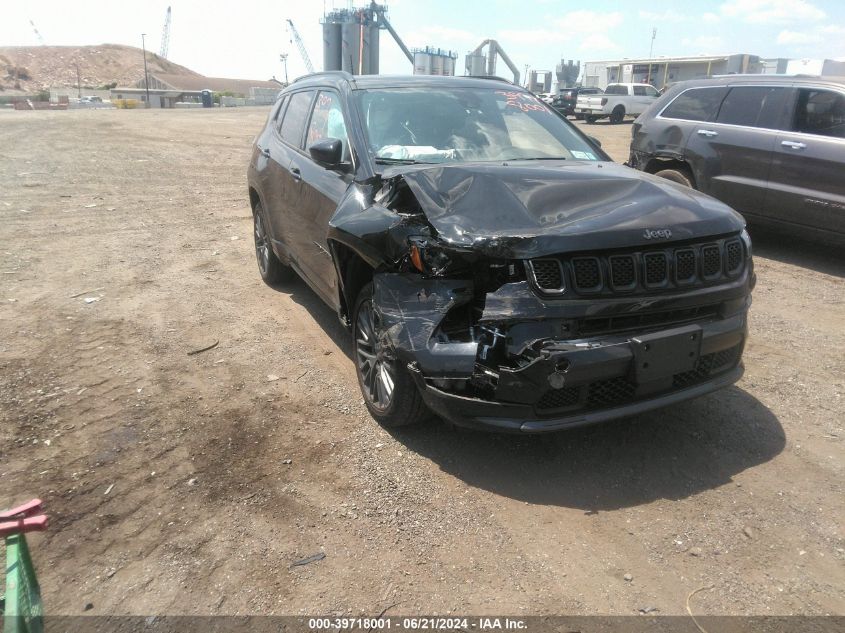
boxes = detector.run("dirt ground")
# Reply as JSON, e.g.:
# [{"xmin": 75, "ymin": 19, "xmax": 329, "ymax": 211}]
[{"xmin": 0, "ymin": 107, "xmax": 842, "ymax": 617}]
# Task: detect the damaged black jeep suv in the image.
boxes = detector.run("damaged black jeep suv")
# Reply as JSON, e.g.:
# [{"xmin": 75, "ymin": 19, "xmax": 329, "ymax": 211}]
[{"xmin": 247, "ymin": 73, "xmax": 755, "ymax": 433}]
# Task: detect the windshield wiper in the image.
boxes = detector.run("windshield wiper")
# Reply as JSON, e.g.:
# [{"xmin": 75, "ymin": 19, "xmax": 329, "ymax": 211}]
[
  {"xmin": 508, "ymin": 156, "xmax": 568, "ymax": 161},
  {"xmin": 374, "ymin": 157, "xmax": 429, "ymax": 165}
]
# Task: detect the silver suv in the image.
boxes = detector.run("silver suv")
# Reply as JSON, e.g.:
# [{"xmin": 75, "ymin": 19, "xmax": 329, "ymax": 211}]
[{"xmin": 628, "ymin": 75, "xmax": 845, "ymax": 241}]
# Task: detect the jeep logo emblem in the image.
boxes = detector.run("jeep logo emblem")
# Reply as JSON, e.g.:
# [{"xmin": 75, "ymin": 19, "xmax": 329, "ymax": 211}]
[{"xmin": 643, "ymin": 228, "xmax": 672, "ymax": 240}]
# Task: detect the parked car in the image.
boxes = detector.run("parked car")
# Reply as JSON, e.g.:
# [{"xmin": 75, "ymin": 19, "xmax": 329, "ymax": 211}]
[
  {"xmin": 629, "ymin": 75, "xmax": 845, "ymax": 240},
  {"xmin": 553, "ymin": 87, "xmax": 603, "ymax": 117},
  {"xmin": 248, "ymin": 73, "xmax": 754, "ymax": 433},
  {"xmin": 577, "ymin": 83, "xmax": 660, "ymax": 123}
]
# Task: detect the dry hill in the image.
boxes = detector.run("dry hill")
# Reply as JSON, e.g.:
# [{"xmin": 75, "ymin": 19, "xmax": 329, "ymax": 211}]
[{"xmin": 0, "ymin": 44, "xmax": 201, "ymax": 94}]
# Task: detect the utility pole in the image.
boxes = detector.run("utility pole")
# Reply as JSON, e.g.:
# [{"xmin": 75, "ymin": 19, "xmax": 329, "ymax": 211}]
[
  {"xmin": 647, "ymin": 27, "xmax": 657, "ymax": 85},
  {"xmin": 76, "ymin": 61, "xmax": 81, "ymax": 98},
  {"xmin": 141, "ymin": 33, "xmax": 151, "ymax": 108},
  {"xmin": 280, "ymin": 53, "xmax": 289, "ymax": 85}
]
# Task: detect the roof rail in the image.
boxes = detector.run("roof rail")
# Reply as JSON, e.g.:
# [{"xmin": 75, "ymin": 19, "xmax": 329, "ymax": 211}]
[
  {"xmin": 292, "ymin": 70, "xmax": 354, "ymax": 83},
  {"xmin": 466, "ymin": 75, "xmax": 514, "ymax": 85}
]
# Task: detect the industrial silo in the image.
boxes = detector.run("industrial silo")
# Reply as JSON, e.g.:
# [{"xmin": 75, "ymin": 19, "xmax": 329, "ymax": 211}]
[
  {"xmin": 323, "ymin": 22, "xmax": 342, "ymax": 71},
  {"xmin": 341, "ymin": 21, "xmax": 361, "ymax": 74},
  {"xmin": 466, "ymin": 53, "xmax": 486, "ymax": 76},
  {"xmin": 368, "ymin": 22, "xmax": 380, "ymax": 74},
  {"xmin": 431, "ymin": 53, "xmax": 444, "ymax": 76},
  {"xmin": 443, "ymin": 54, "xmax": 456, "ymax": 76},
  {"xmin": 413, "ymin": 50, "xmax": 431, "ymax": 75}
]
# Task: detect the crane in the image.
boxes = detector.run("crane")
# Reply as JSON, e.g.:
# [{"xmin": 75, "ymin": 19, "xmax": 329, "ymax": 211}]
[
  {"xmin": 29, "ymin": 19, "xmax": 45, "ymax": 45},
  {"xmin": 160, "ymin": 6, "xmax": 172, "ymax": 59},
  {"xmin": 286, "ymin": 19, "xmax": 314, "ymax": 74}
]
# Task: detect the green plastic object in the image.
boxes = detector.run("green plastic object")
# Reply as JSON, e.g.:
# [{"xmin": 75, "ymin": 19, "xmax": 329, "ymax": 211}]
[{"xmin": 2, "ymin": 532, "xmax": 44, "ymax": 633}]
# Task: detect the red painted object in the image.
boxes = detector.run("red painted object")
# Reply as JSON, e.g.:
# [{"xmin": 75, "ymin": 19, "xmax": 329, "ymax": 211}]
[{"xmin": 0, "ymin": 499, "xmax": 48, "ymax": 537}]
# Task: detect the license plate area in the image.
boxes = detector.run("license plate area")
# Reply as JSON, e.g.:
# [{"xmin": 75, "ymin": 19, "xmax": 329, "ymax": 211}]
[{"xmin": 631, "ymin": 325, "xmax": 702, "ymax": 383}]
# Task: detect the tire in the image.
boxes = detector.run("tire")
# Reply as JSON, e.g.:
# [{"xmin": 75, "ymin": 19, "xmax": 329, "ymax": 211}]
[
  {"xmin": 575, "ymin": 113, "xmax": 585, "ymax": 120},
  {"xmin": 253, "ymin": 201, "xmax": 290, "ymax": 285},
  {"xmin": 610, "ymin": 105, "xmax": 625, "ymax": 124},
  {"xmin": 653, "ymin": 168, "xmax": 694, "ymax": 188},
  {"xmin": 585, "ymin": 115, "xmax": 598, "ymax": 124},
  {"xmin": 352, "ymin": 282, "xmax": 430, "ymax": 428}
]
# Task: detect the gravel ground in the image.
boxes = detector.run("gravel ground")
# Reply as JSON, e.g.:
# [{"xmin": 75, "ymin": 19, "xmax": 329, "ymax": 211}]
[{"xmin": 0, "ymin": 108, "xmax": 842, "ymax": 617}]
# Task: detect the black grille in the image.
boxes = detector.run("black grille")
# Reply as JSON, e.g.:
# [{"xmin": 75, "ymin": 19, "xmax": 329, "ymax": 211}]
[
  {"xmin": 676, "ymin": 249, "xmax": 696, "ymax": 282},
  {"xmin": 531, "ymin": 259, "xmax": 564, "ymax": 290},
  {"xmin": 609, "ymin": 255, "xmax": 636, "ymax": 288},
  {"xmin": 527, "ymin": 235, "xmax": 745, "ymax": 297},
  {"xmin": 535, "ymin": 343, "xmax": 744, "ymax": 415},
  {"xmin": 587, "ymin": 377, "xmax": 636, "ymax": 408},
  {"xmin": 673, "ymin": 344, "xmax": 742, "ymax": 389},
  {"xmin": 572, "ymin": 258, "xmax": 601, "ymax": 291},
  {"xmin": 536, "ymin": 386, "xmax": 580, "ymax": 411},
  {"xmin": 643, "ymin": 252, "xmax": 668, "ymax": 286},
  {"xmin": 701, "ymin": 245, "xmax": 722, "ymax": 278},
  {"xmin": 725, "ymin": 240, "xmax": 743, "ymax": 274},
  {"xmin": 578, "ymin": 304, "xmax": 720, "ymax": 336}
]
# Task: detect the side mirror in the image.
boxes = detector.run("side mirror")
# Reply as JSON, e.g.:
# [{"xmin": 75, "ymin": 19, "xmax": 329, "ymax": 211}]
[
  {"xmin": 587, "ymin": 135, "xmax": 602, "ymax": 148},
  {"xmin": 309, "ymin": 138, "xmax": 344, "ymax": 169}
]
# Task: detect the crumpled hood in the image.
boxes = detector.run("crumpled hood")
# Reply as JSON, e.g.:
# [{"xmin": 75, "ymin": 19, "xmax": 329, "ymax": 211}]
[{"xmin": 384, "ymin": 160, "xmax": 745, "ymax": 258}]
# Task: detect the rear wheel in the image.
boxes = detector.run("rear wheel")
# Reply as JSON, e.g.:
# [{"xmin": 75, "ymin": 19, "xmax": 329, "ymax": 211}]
[
  {"xmin": 609, "ymin": 105, "xmax": 625, "ymax": 124},
  {"xmin": 353, "ymin": 282, "xmax": 429, "ymax": 428},
  {"xmin": 253, "ymin": 201, "xmax": 290, "ymax": 284},
  {"xmin": 653, "ymin": 168, "xmax": 694, "ymax": 188}
]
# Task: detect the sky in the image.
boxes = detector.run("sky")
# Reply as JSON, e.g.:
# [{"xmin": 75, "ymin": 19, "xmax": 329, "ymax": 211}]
[{"xmin": 3, "ymin": 0, "xmax": 844, "ymax": 83}]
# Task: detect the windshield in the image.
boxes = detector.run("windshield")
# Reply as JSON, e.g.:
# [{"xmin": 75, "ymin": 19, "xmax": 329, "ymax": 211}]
[{"xmin": 354, "ymin": 87, "xmax": 603, "ymax": 165}]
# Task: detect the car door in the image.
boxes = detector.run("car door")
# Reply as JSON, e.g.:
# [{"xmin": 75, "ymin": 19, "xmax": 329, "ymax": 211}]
[
  {"xmin": 296, "ymin": 90, "xmax": 355, "ymax": 307},
  {"xmin": 683, "ymin": 85, "xmax": 789, "ymax": 216},
  {"xmin": 765, "ymin": 86, "xmax": 845, "ymax": 235},
  {"xmin": 268, "ymin": 90, "xmax": 316, "ymax": 264}
]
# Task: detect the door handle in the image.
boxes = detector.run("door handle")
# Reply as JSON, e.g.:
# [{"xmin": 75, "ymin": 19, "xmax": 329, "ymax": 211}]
[
  {"xmin": 258, "ymin": 145, "xmax": 271, "ymax": 158},
  {"xmin": 697, "ymin": 129, "xmax": 718, "ymax": 137},
  {"xmin": 781, "ymin": 140, "xmax": 807, "ymax": 150},
  {"xmin": 290, "ymin": 166, "xmax": 302, "ymax": 181}
]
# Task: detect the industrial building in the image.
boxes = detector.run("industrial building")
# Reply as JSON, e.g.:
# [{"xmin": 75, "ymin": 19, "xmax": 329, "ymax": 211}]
[
  {"xmin": 582, "ymin": 54, "xmax": 764, "ymax": 90},
  {"xmin": 111, "ymin": 74, "xmax": 281, "ymax": 108},
  {"xmin": 412, "ymin": 47, "xmax": 457, "ymax": 76}
]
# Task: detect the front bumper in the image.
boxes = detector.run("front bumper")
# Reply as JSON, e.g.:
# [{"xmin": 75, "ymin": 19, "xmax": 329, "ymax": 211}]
[{"xmin": 408, "ymin": 312, "xmax": 747, "ymax": 433}]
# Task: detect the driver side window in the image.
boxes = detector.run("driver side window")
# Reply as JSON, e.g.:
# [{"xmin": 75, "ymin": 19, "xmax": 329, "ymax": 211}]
[{"xmin": 306, "ymin": 91, "xmax": 350, "ymax": 159}]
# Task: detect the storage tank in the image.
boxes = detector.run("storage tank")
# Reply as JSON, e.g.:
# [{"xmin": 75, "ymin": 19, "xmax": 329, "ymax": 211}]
[
  {"xmin": 466, "ymin": 53, "xmax": 486, "ymax": 76},
  {"xmin": 323, "ymin": 22, "xmax": 342, "ymax": 71},
  {"xmin": 341, "ymin": 21, "xmax": 361, "ymax": 74},
  {"xmin": 430, "ymin": 53, "xmax": 444, "ymax": 76},
  {"xmin": 413, "ymin": 51, "xmax": 432, "ymax": 75},
  {"xmin": 368, "ymin": 22, "xmax": 380, "ymax": 74},
  {"xmin": 443, "ymin": 55, "xmax": 455, "ymax": 76}
]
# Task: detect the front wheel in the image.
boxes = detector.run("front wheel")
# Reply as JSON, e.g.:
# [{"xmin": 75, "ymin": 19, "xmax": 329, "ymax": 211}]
[
  {"xmin": 653, "ymin": 168, "xmax": 694, "ymax": 188},
  {"xmin": 353, "ymin": 282, "xmax": 430, "ymax": 428},
  {"xmin": 609, "ymin": 106, "xmax": 625, "ymax": 124},
  {"xmin": 585, "ymin": 115, "xmax": 598, "ymax": 124}
]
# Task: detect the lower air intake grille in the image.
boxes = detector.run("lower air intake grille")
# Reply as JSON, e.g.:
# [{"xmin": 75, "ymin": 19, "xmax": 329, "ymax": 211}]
[
  {"xmin": 536, "ymin": 386, "xmax": 580, "ymax": 411},
  {"xmin": 586, "ymin": 376, "xmax": 636, "ymax": 407}
]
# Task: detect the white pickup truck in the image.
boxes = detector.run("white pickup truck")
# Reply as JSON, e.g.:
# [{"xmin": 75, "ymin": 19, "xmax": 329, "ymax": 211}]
[{"xmin": 576, "ymin": 83, "xmax": 660, "ymax": 124}]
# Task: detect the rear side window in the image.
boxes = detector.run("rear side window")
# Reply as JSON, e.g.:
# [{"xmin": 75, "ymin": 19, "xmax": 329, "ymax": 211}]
[
  {"xmin": 793, "ymin": 89, "xmax": 845, "ymax": 138},
  {"xmin": 716, "ymin": 86, "xmax": 788, "ymax": 129},
  {"xmin": 604, "ymin": 85, "xmax": 628, "ymax": 95},
  {"xmin": 279, "ymin": 91, "xmax": 314, "ymax": 147},
  {"xmin": 273, "ymin": 96, "xmax": 288, "ymax": 132},
  {"xmin": 661, "ymin": 87, "xmax": 728, "ymax": 122}
]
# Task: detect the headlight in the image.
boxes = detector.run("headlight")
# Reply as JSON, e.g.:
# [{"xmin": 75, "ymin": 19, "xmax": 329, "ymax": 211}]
[
  {"xmin": 740, "ymin": 228, "xmax": 752, "ymax": 258},
  {"xmin": 408, "ymin": 237, "xmax": 452, "ymax": 276}
]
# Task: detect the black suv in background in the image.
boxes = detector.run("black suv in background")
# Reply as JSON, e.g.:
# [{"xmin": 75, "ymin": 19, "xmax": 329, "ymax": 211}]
[
  {"xmin": 248, "ymin": 73, "xmax": 754, "ymax": 433},
  {"xmin": 553, "ymin": 87, "xmax": 603, "ymax": 117},
  {"xmin": 629, "ymin": 75, "xmax": 845, "ymax": 241}
]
